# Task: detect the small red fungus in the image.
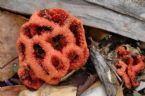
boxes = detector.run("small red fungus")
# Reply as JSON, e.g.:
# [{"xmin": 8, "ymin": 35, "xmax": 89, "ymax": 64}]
[{"xmin": 116, "ymin": 45, "xmax": 145, "ymax": 89}]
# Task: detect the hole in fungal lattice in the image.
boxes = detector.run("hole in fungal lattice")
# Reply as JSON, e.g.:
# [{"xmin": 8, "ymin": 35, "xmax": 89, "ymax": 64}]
[
  {"xmin": 39, "ymin": 9, "xmax": 68, "ymax": 25},
  {"xmin": 33, "ymin": 44, "xmax": 45, "ymax": 59},
  {"xmin": 68, "ymin": 51, "xmax": 79, "ymax": 63},
  {"xmin": 51, "ymin": 56, "xmax": 64, "ymax": 70},
  {"xmin": 35, "ymin": 26, "xmax": 53, "ymax": 35},
  {"xmin": 116, "ymin": 65, "xmax": 122, "ymax": 69},
  {"xmin": 49, "ymin": 35, "xmax": 67, "ymax": 51},
  {"xmin": 24, "ymin": 26, "xmax": 32, "ymax": 38},
  {"xmin": 69, "ymin": 21, "xmax": 81, "ymax": 46},
  {"xmin": 24, "ymin": 24, "xmax": 53, "ymax": 38},
  {"xmin": 52, "ymin": 77, "xmax": 59, "ymax": 81},
  {"xmin": 19, "ymin": 43, "xmax": 26, "ymax": 60}
]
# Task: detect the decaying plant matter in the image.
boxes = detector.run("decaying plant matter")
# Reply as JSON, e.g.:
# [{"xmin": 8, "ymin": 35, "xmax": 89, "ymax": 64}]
[
  {"xmin": 89, "ymin": 38, "xmax": 117, "ymax": 96},
  {"xmin": 88, "ymin": 27, "xmax": 145, "ymax": 95},
  {"xmin": 116, "ymin": 45, "xmax": 145, "ymax": 89},
  {"xmin": 17, "ymin": 8, "xmax": 89, "ymax": 89}
]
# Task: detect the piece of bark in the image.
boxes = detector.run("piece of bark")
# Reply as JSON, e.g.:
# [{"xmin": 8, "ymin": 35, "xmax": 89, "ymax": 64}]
[
  {"xmin": 89, "ymin": 40, "xmax": 117, "ymax": 96},
  {"xmin": 77, "ymin": 74, "xmax": 97, "ymax": 96},
  {"xmin": 0, "ymin": 10, "xmax": 27, "ymax": 81},
  {"xmin": 81, "ymin": 81, "xmax": 107, "ymax": 96},
  {"xmin": 60, "ymin": 69, "xmax": 97, "ymax": 96},
  {"xmin": 0, "ymin": 85, "xmax": 27, "ymax": 96},
  {"xmin": 86, "ymin": 0, "xmax": 145, "ymax": 21},
  {"xmin": 1, "ymin": 0, "xmax": 145, "ymax": 42}
]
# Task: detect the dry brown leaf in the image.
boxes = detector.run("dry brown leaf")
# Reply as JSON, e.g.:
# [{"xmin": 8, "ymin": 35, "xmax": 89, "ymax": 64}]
[
  {"xmin": 81, "ymin": 81, "xmax": 107, "ymax": 96},
  {"xmin": 89, "ymin": 28, "xmax": 109, "ymax": 41},
  {"xmin": 0, "ymin": 10, "xmax": 27, "ymax": 81},
  {"xmin": 116, "ymin": 85, "xmax": 124, "ymax": 96},
  {"xmin": 19, "ymin": 84, "xmax": 77, "ymax": 96},
  {"xmin": 0, "ymin": 85, "xmax": 27, "ymax": 96}
]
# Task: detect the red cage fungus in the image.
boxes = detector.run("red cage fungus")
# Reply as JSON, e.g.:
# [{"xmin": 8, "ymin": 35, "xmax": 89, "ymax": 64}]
[
  {"xmin": 17, "ymin": 8, "xmax": 89, "ymax": 89},
  {"xmin": 116, "ymin": 45, "xmax": 145, "ymax": 89}
]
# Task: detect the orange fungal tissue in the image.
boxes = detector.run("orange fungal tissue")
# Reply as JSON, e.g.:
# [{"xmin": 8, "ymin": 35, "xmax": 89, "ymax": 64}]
[
  {"xmin": 17, "ymin": 8, "xmax": 89, "ymax": 89},
  {"xmin": 116, "ymin": 45, "xmax": 145, "ymax": 89}
]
